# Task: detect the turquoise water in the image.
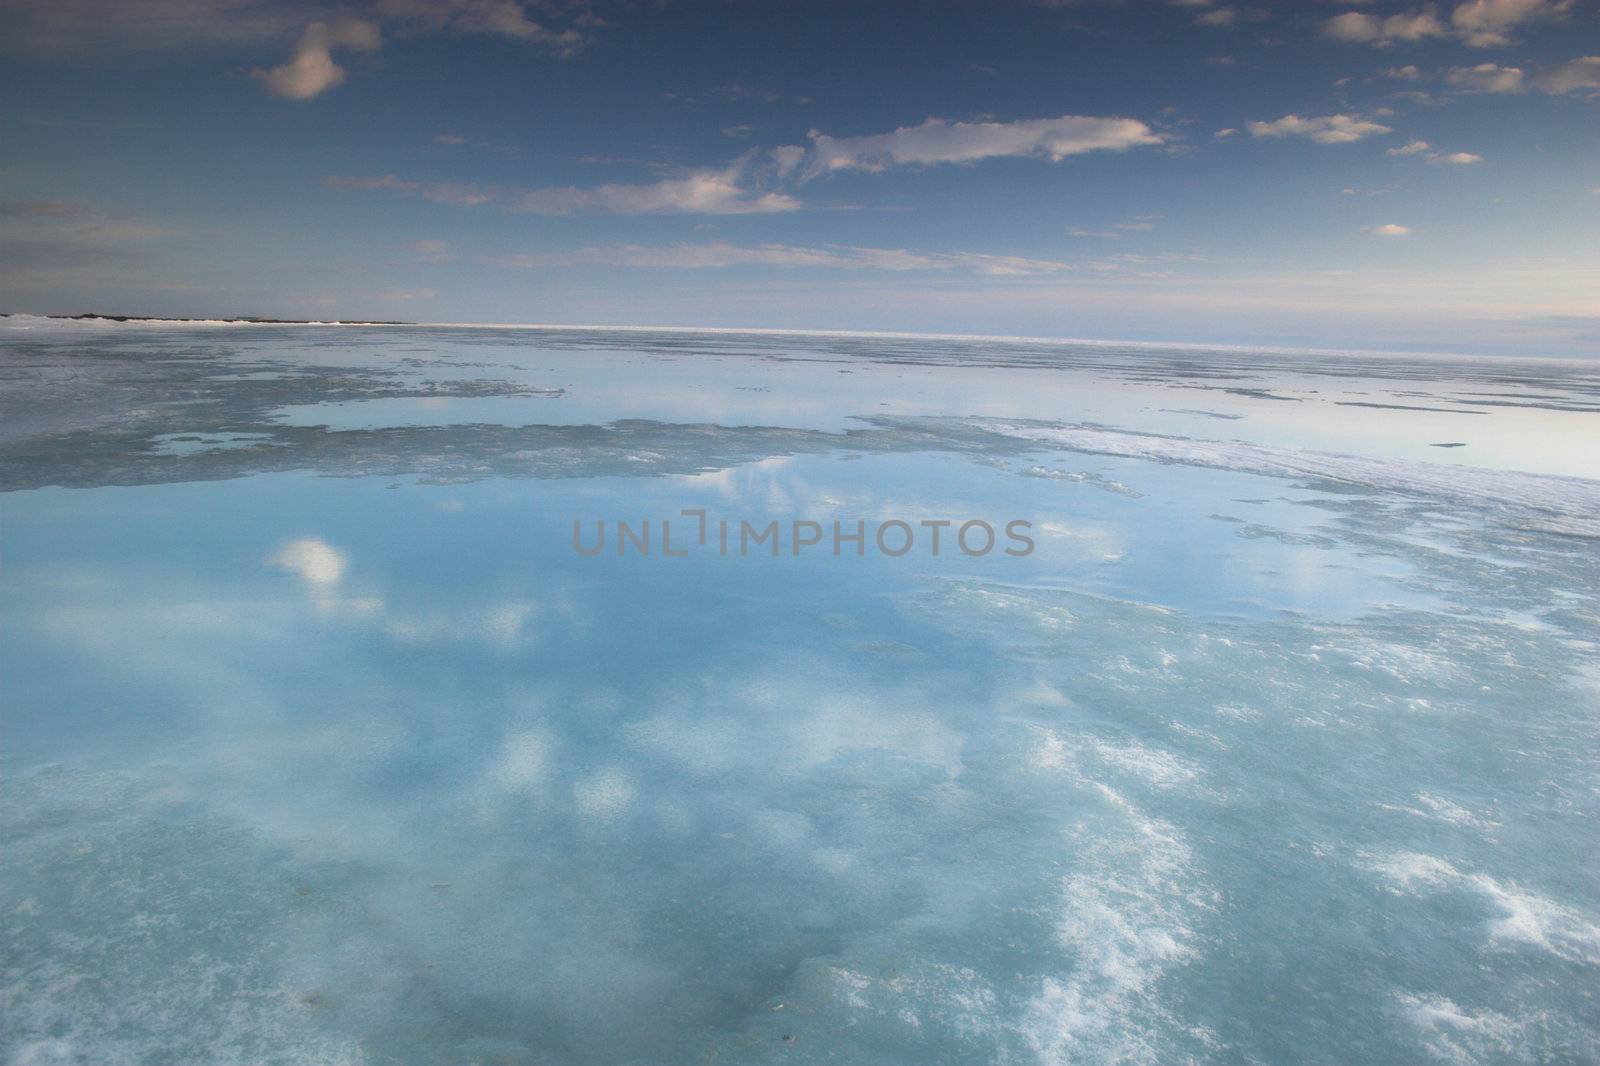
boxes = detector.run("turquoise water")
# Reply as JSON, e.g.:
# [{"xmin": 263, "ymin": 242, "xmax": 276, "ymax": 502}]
[{"xmin": 2, "ymin": 320, "xmax": 1598, "ymax": 1064}]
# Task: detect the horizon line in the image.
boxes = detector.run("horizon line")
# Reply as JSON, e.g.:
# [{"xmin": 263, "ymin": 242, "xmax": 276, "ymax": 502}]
[{"xmin": 1, "ymin": 311, "xmax": 1584, "ymax": 365}]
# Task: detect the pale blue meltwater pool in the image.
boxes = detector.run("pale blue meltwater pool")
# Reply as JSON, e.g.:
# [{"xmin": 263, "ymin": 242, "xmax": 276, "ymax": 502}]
[{"xmin": 2, "ymin": 319, "xmax": 1598, "ymax": 1064}]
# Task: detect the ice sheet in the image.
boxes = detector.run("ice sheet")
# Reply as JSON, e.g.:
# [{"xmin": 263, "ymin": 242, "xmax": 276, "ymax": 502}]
[{"xmin": 3, "ymin": 322, "xmax": 1597, "ymax": 1065}]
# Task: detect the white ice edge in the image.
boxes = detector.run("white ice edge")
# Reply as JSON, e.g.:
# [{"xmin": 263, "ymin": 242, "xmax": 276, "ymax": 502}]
[{"xmin": 973, "ymin": 419, "xmax": 1600, "ymax": 538}]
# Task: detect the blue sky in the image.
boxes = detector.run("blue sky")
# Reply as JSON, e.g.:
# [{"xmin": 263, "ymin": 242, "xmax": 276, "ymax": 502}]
[{"xmin": 1, "ymin": 0, "xmax": 1597, "ymax": 353}]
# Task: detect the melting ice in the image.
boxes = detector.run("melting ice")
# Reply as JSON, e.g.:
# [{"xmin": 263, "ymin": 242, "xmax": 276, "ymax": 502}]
[{"xmin": 2, "ymin": 318, "xmax": 1597, "ymax": 1064}]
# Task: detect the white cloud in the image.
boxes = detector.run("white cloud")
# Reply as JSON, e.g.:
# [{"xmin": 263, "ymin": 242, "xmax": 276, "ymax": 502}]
[
  {"xmin": 1385, "ymin": 65, "xmax": 1423, "ymax": 80},
  {"xmin": 324, "ymin": 119, "xmax": 1167, "ymax": 221},
  {"xmin": 328, "ymin": 114, "xmax": 1168, "ymax": 215},
  {"xmin": 1247, "ymin": 113, "xmax": 1393, "ymax": 144},
  {"xmin": 797, "ymin": 114, "xmax": 1164, "ymax": 179},
  {"xmin": 254, "ymin": 17, "xmax": 379, "ymax": 100},
  {"xmin": 1386, "ymin": 139, "xmax": 1432, "ymax": 156},
  {"xmin": 1451, "ymin": 0, "xmax": 1571, "ymax": 47},
  {"xmin": 1324, "ymin": 10, "xmax": 1447, "ymax": 45},
  {"xmin": 267, "ymin": 537, "xmax": 347, "ymax": 586},
  {"xmin": 1534, "ymin": 55, "xmax": 1600, "ymax": 94},
  {"xmin": 264, "ymin": 537, "xmax": 543, "ymax": 646},
  {"xmin": 1327, "ymin": 0, "xmax": 1570, "ymax": 47},
  {"xmin": 509, "ymin": 165, "xmax": 800, "ymax": 215},
  {"xmin": 1196, "ymin": 7, "xmax": 1237, "ymax": 26},
  {"xmin": 1447, "ymin": 62, "xmax": 1526, "ymax": 92},
  {"xmin": 249, "ymin": 2, "xmax": 590, "ymax": 100},
  {"xmin": 1384, "ymin": 140, "xmax": 1484, "ymax": 165},
  {"xmin": 1366, "ymin": 223, "xmax": 1412, "ymax": 235},
  {"xmin": 770, "ymin": 144, "xmax": 807, "ymax": 177},
  {"xmin": 486, "ymin": 241, "xmax": 1074, "ymax": 276}
]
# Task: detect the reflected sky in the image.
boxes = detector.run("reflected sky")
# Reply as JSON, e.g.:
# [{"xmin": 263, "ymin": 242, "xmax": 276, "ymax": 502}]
[{"xmin": 3, "ymin": 322, "xmax": 1598, "ymax": 1065}]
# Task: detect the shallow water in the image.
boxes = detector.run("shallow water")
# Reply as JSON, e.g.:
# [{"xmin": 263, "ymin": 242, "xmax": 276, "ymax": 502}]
[{"xmin": 2, "ymin": 319, "xmax": 1598, "ymax": 1065}]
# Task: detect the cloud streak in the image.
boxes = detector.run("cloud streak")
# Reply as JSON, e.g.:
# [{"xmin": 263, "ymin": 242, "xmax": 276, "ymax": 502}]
[
  {"xmin": 327, "ymin": 111, "xmax": 1167, "ymax": 217},
  {"xmin": 1447, "ymin": 63, "xmax": 1526, "ymax": 92},
  {"xmin": 0, "ymin": 199, "xmax": 174, "ymax": 277},
  {"xmin": 485, "ymin": 241, "xmax": 1076, "ymax": 275},
  {"xmin": 376, "ymin": 0, "xmax": 588, "ymax": 55},
  {"xmin": 326, "ymin": 162, "xmax": 800, "ymax": 216},
  {"xmin": 796, "ymin": 114, "xmax": 1164, "ymax": 180},
  {"xmin": 1533, "ymin": 55, "xmax": 1600, "ymax": 94},
  {"xmin": 1247, "ymin": 114, "xmax": 1393, "ymax": 144},
  {"xmin": 508, "ymin": 166, "xmax": 800, "ymax": 216}
]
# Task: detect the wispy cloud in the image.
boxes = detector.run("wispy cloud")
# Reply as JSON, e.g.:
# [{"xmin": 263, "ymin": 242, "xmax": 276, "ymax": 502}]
[
  {"xmin": 1533, "ymin": 55, "xmax": 1600, "ymax": 94},
  {"xmin": 1247, "ymin": 113, "xmax": 1392, "ymax": 144},
  {"xmin": 330, "ymin": 115, "xmax": 1168, "ymax": 216},
  {"xmin": 327, "ymin": 161, "xmax": 800, "ymax": 216},
  {"xmin": 376, "ymin": 0, "xmax": 588, "ymax": 55},
  {"xmin": 1196, "ymin": 7, "xmax": 1237, "ymax": 27},
  {"xmin": 1381, "ymin": 138, "xmax": 1480, "ymax": 165},
  {"xmin": 324, "ymin": 174, "xmax": 495, "ymax": 206},
  {"xmin": 508, "ymin": 166, "xmax": 800, "ymax": 216},
  {"xmin": 485, "ymin": 241, "xmax": 1075, "ymax": 276},
  {"xmin": 1365, "ymin": 223, "xmax": 1412, "ymax": 236},
  {"xmin": 0, "ymin": 199, "xmax": 173, "ymax": 274},
  {"xmin": 412, "ymin": 239, "xmax": 453, "ymax": 262},
  {"xmin": 1386, "ymin": 139, "xmax": 1432, "ymax": 156},
  {"xmin": 796, "ymin": 114, "xmax": 1164, "ymax": 180},
  {"xmin": 0, "ymin": 0, "xmax": 312, "ymax": 53}
]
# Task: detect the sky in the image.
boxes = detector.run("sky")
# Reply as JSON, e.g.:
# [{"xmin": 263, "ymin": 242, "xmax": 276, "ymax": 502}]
[{"xmin": 1, "ymin": 0, "xmax": 1597, "ymax": 354}]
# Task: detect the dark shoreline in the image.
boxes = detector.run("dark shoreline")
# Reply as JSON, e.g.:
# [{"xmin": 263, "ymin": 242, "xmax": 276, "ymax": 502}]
[{"xmin": 1, "ymin": 312, "xmax": 411, "ymax": 325}]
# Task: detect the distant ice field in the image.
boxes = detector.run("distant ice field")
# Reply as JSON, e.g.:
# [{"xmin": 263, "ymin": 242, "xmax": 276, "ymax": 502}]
[{"xmin": 2, "ymin": 319, "xmax": 1597, "ymax": 1065}]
